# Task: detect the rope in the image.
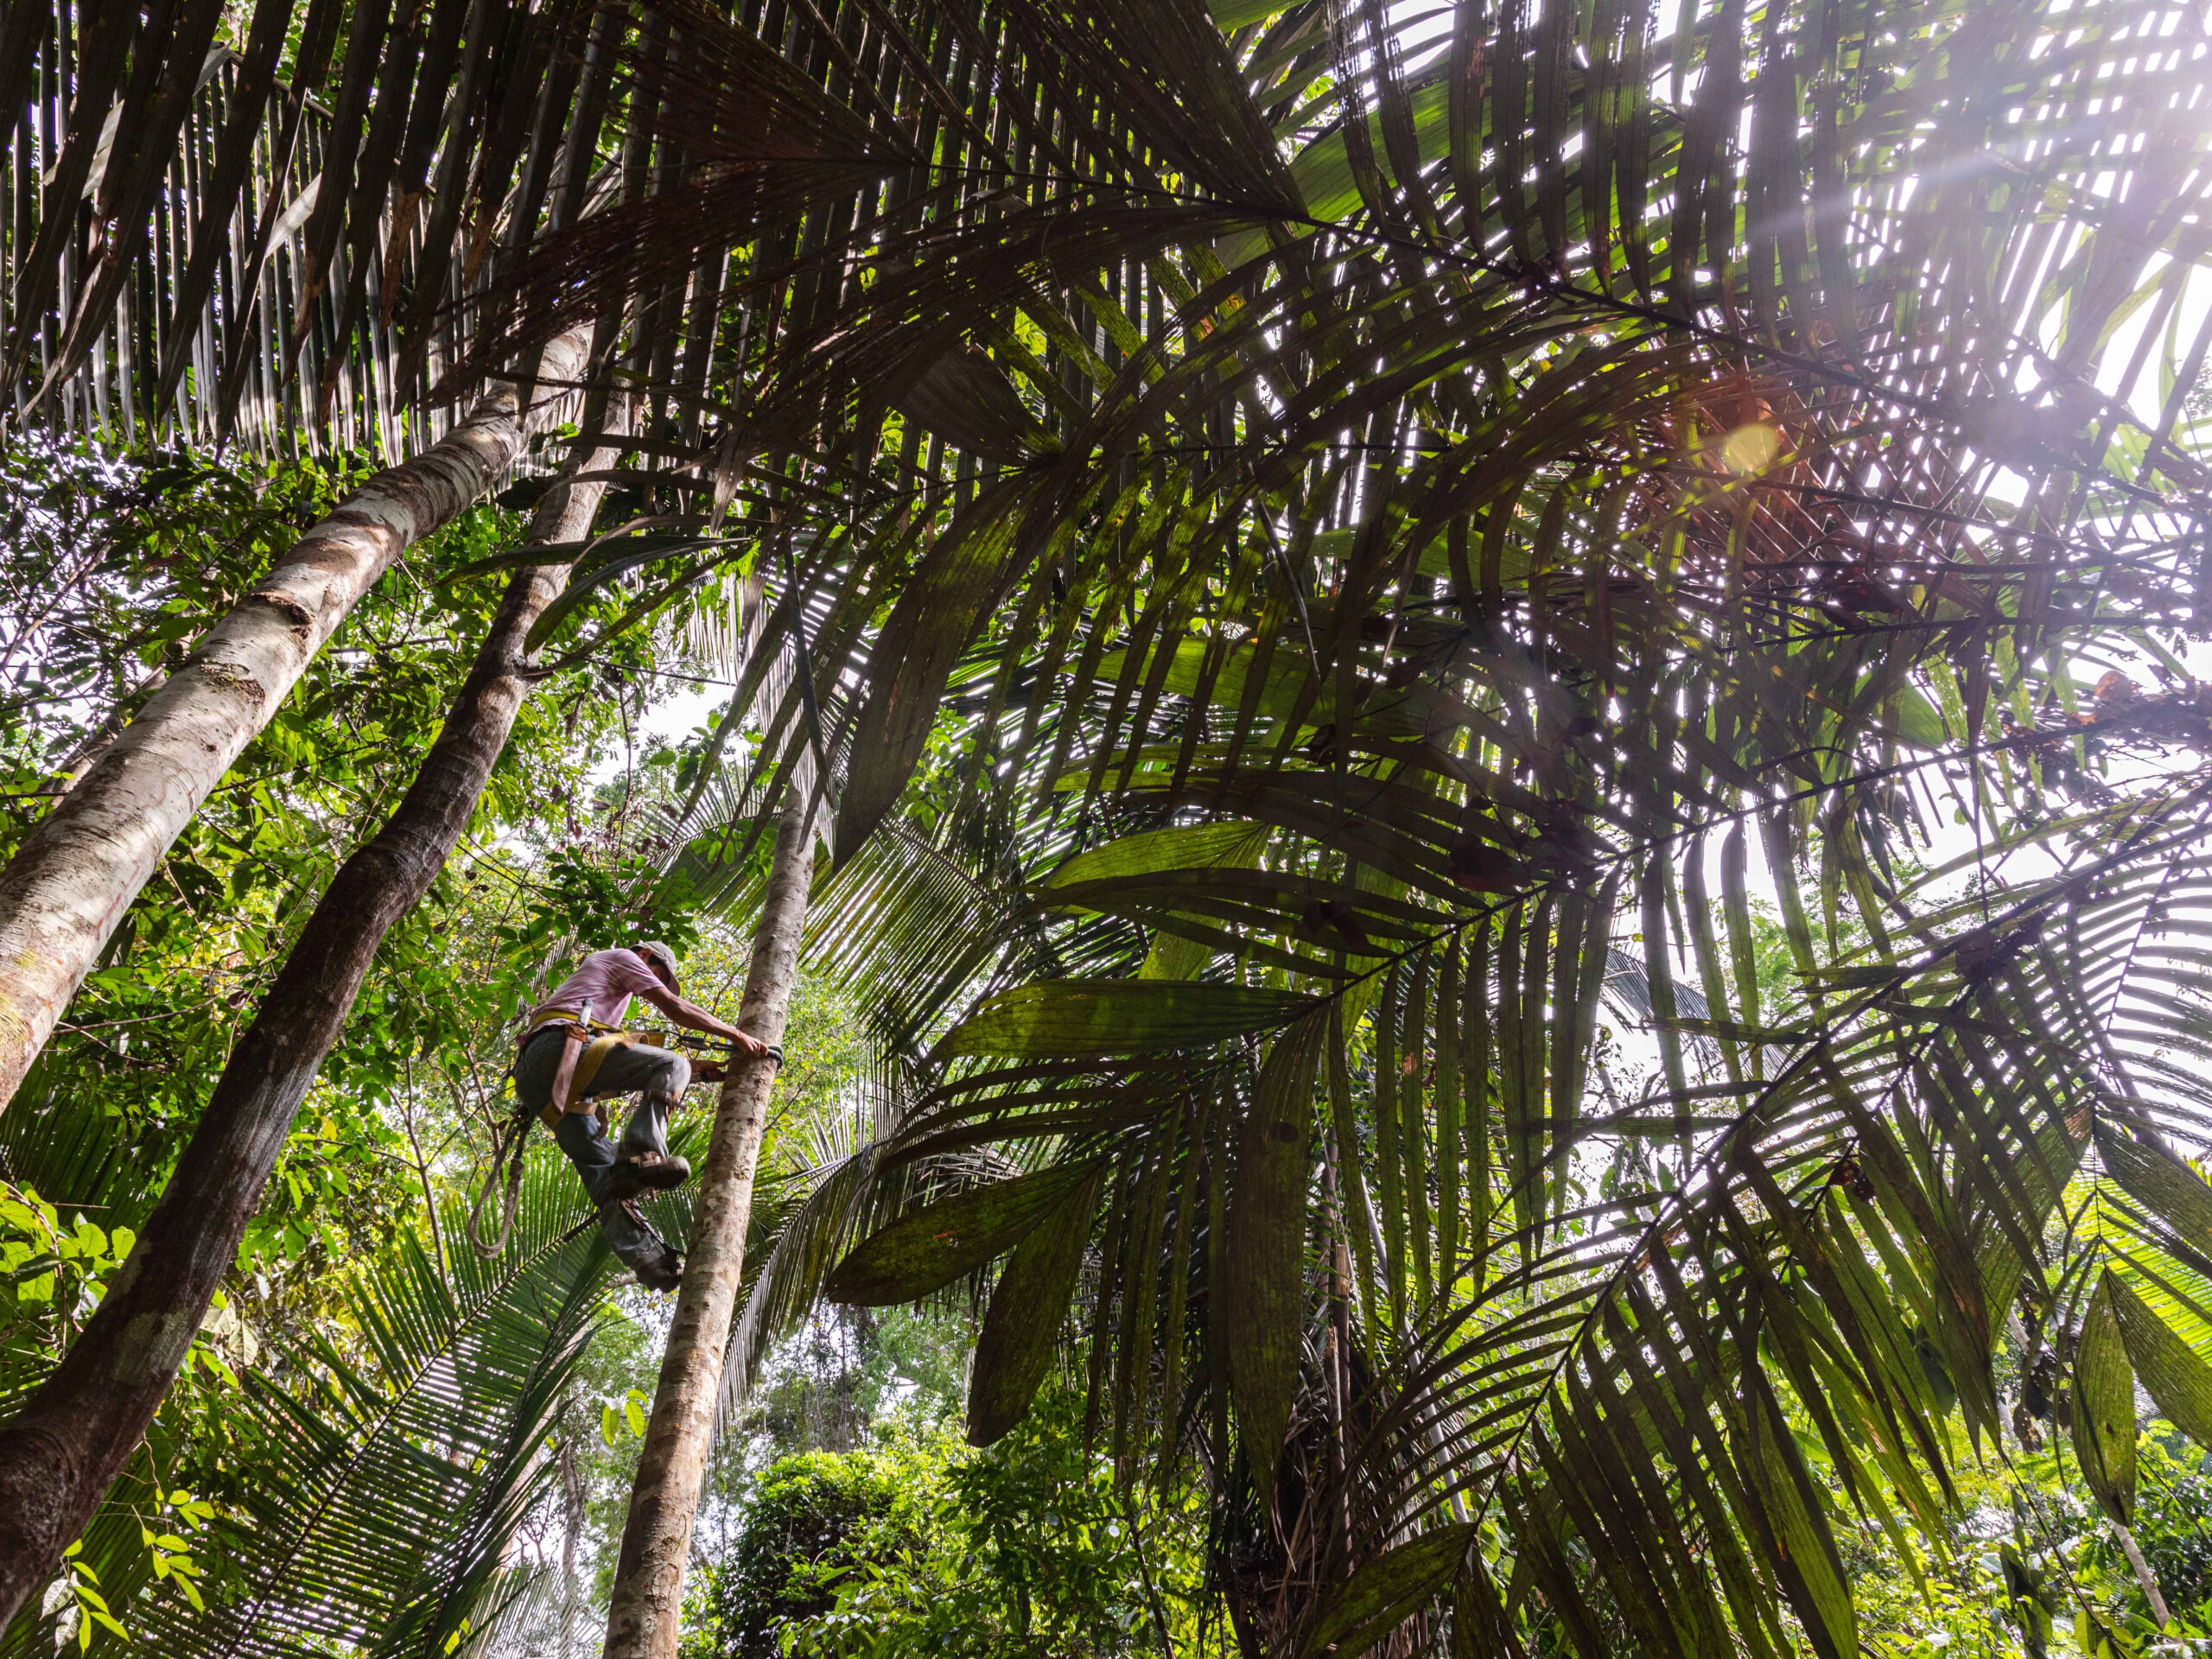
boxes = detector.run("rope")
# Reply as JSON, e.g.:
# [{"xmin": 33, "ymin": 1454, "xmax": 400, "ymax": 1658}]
[{"xmin": 465, "ymin": 1105, "xmax": 532, "ymax": 1260}]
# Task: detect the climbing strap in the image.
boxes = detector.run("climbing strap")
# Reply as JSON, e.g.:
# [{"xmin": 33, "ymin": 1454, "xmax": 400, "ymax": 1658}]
[
  {"xmin": 467, "ymin": 1014, "xmax": 598, "ymax": 1259},
  {"xmin": 464, "ymin": 1103, "xmax": 533, "ymax": 1260},
  {"xmin": 569, "ymin": 1030, "xmax": 641, "ymax": 1104}
]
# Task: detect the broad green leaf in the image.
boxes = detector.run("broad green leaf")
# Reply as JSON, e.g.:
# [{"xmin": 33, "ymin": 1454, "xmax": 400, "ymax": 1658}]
[
  {"xmin": 1295, "ymin": 1522, "xmax": 1478, "ymax": 1659},
  {"xmin": 1886, "ymin": 684, "xmax": 1948, "ymax": 748},
  {"xmin": 835, "ymin": 497, "xmax": 1030, "ymax": 860},
  {"xmin": 824, "ymin": 1161, "xmax": 1104, "ymax": 1306},
  {"xmin": 937, "ymin": 980, "xmax": 1313, "ymax": 1060},
  {"xmin": 1223, "ymin": 74, "xmax": 1450, "ymax": 264},
  {"xmin": 966, "ymin": 1164, "xmax": 1107, "ymax": 1446},
  {"xmin": 1043, "ymin": 822, "xmax": 1267, "ymax": 889},
  {"xmin": 1746, "ymin": 1378, "xmax": 1859, "ymax": 1659},
  {"xmin": 2097, "ymin": 1121, "xmax": 2212, "ymax": 1255},
  {"xmin": 1224, "ymin": 1011, "xmax": 1325, "ymax": 1506},
  {"xmin": 2108, "ymin": 1270, "xmax": 2212, "ymax": 1451},
  {"xmin": 2074, "ymin": 1274, "xmax": 2136, "ymax": 1524}
]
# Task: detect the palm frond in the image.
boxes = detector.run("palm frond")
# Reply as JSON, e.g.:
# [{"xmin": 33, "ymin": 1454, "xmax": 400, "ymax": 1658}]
[{"xmin": 5, "ymin": 1148, "xmax": 617, "ymax": 1659}]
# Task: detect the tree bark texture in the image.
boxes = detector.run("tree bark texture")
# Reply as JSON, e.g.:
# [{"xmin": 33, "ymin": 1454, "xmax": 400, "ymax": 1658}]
[
  {"xmin": 0, "ymin": 414, "xmax": 617, "ymax": 1627},
  {"xmin": 601, "ymin": 784, "xmax": 820, "ymax": 1659},
  {"xmin": 0, "ymin": 327, "xmax": 589, "ymax": 1117}
]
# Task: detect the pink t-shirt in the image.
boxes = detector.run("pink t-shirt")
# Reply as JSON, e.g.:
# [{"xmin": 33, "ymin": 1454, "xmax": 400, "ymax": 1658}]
[{"xmin": 531, "ymin": 949, "xmax": 665, "ymax": 1030}]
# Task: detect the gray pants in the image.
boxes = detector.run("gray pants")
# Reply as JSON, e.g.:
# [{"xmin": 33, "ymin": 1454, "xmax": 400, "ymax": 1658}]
[{"xmin": 515, "ymin": 1028, "xmax": 691, "ymax": 1278}]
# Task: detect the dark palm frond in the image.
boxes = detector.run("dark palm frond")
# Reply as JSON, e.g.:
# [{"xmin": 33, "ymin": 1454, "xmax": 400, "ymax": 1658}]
[
  {"xmin": 810, "ymin": 792, "xmax": 2212, "ymax": 1654},
  {"xmin": 767, "ymin": 157, "xmax": 2212, "ymax": 1642},
  {"xmin": 721, "ymin": 1137, "xmax": 885, "ymax": 1414},
  {"xmin": 798, "ymin": 822, "xmax": 1035, "ymax": 1054},
  {"xmin": 1, "ymin": 1, "xmax": 608, "ymax": 450}
]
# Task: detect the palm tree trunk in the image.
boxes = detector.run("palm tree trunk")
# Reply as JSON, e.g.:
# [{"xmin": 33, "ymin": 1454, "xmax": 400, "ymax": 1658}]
[
  {"xmin": 0, "ymin": 327, "xmax": 591, "ymax": 1118},
  {"xmin": 0, "ymin": 416, "xmax": 618, "ymax": 1627},
  {"xmin": 601, "ymin": 780, "xmax": 820, "ymax": 1659}
]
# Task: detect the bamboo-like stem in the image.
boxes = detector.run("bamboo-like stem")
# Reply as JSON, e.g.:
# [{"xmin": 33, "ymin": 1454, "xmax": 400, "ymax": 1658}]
[{"xmin": 2110, "ymin": 1517, "xmax": 2171, "ymax": 1630}]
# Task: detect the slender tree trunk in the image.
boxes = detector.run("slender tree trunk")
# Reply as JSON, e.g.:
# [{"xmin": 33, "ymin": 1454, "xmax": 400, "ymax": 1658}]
[
  {"xmin": 0, "ymin": 412, "xmax": 618, "ymax": 1626},
  {"xmin": 0, "ymin": 328, "xmax": 589, "ymax": 1117},
  {"xmin": 2111, "ymin": 1516, "xmax": 2172, "ymax": 1629},
  {"xmin": 562, "ymin": 1396, "xmax": 588, "ymax": 1659},
  {"xmin": 601, "ymin": 781, "xmax": 820, "ymax": 1659}
]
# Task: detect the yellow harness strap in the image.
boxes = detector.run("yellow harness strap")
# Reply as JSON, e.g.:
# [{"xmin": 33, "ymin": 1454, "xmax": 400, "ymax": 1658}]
[
  {"xmin": 569, "ymin": 1033, "xmax": 634, "ymax": 1103},
  {"xmin": 522, "ymin": 1016, "xmax": 638, "ymax": 1128},
  {"xmin": 523, "ymin": 1018, "xmax": 672, "ymax": 1128}
]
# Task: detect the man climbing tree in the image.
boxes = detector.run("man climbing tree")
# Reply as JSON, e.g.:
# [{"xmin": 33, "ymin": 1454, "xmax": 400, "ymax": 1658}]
[{"xmin": 515, "ymin": 942, "xmax": 774, "ymax": 1289}]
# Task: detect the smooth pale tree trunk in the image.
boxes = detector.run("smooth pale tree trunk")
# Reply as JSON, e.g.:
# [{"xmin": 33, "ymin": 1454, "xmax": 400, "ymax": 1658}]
[
  {"xmin": 602, "ymin": 782, "xmax": 820, "ymax": 1659},
  {"xmin": 0, "ymin": 327, "xmax": 590, "ymax": 1118},
  {"xmin": 2113, "ymin": 1518, "xmax": 2173, "ymax": 1629},
  {"xmin": 0, "ymin": 414, "xmax": 620, "ymax": 1626}
]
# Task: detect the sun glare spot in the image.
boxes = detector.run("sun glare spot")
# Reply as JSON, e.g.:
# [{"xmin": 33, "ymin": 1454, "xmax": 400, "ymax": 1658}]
[{"xmin": 1718, "ymin": 422, "xmax": 1783, "ymax": 474}]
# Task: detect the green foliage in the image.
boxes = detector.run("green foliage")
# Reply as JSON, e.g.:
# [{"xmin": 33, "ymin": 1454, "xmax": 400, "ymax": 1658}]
[
  {"xmin": 499, "ymin": 848, "xmax": 704, "ymax": 980},
  {"xmin": 9, "ymin": 0, "xmax": 2212, "ymax": 1654},
  {"xmin": 2123, "ymin": 1436, "xmax": 2212, "ymax": 1630},
  {"xmin": 683, "ymin": 1396, "xmax": 1212, "ymax": 1659},
  {"xmin": 1842, "ymin": 1427, "xmax": 2212, "ymax": 1658},
  {"xmin": 680, "ymin": 1432, "xmax": 935, "ymax": 1659},
  {"xmin": 0, "ymin": 1183, "xmax": 133, "ymax": 1322}
]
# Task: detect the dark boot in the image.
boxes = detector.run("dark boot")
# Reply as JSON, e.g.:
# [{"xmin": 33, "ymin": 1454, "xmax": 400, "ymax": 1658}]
[
  {"xmin": 634, "ymin": 1250, "xmax": 683, "ymax": 1292},
  {"xmin": 554, "ymin": 1115, "xmax": 684, "ymax": 1289},
  {"xmin": 622, "ymin": 1206, "xmax": 684, "ymax": 1291}
]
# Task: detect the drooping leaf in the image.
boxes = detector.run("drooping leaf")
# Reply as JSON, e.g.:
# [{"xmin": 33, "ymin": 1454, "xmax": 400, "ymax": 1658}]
[
  {"xmin": 1043, "ymin": 822, "xmax": 1269, "ymax": 889},
  {"xmin": 2108, "ymin": 1270, "xmax": 2212, "ymax": 1452},
  {"xmin": 823, "ymin": 1160, "xmax": 1103, "ymax": 1306},
  {"xmin": 936, "ymin": 980, "xmax": 1314, "ymax": 1061},
  {"xmin": 967, "ymin": 1163, "xmax": 1108, "ymax": 1445},
  {"xmin": 1224, "ymin": 1009, "xmax": 1325, "ymax": 1505},
  {"xmin": 2097, "ymin": 1121, "xmax": 2212, "ymax": 1256},
  {"xmin": 1295, "ymin": 1522, "xmax": 1478, "ymax": 1659},
  {"xmin": 2073, "ymin": 1273, "xmax": 2136, "ymax": 1525},
  {"xmin": 892, "ymin": 346, "xmax": 1052, "ymax": 464}
]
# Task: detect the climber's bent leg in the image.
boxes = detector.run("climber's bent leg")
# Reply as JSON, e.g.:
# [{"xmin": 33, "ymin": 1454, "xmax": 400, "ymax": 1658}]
[
  {"xmin": 548, "ymin": 1105, "xmax": 617, "ymax": 1201},
  {"xmin": 551, "ymin": 1113, "xmax": 683, "ymax": 1290},
  {"xmin": 583, "ymin": 1044, "xmax": 693, "ymax": 1199},
  {"xmin": 516, "ymin": 1031, "xmax": 683, "ymax": 1289}
]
